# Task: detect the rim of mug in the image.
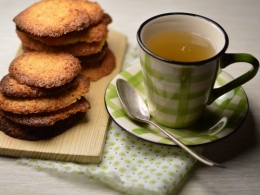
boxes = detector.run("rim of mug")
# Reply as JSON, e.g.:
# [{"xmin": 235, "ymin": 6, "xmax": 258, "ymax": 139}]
[{"xmin": 136, "ymin": 12, "xmax": 229, "ymax": 65}]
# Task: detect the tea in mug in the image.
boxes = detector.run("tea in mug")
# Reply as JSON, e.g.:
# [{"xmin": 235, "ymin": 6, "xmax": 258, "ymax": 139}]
[{"xmin": 146, "ymin": 30, "xmax": 216, "ymax": 62}]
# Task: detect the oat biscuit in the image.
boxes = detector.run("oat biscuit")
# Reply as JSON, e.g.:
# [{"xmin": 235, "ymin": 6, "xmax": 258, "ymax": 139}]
[
  {"xmin": 0, "ymin": 75, "xmax": 90, "ymax": 114},
  {"xmin": 17, "ymin": 21, "xmax": 108, "ymax": 46},
  {"xmin": 0, "ymin": 112, "xmax": 85, "ymax": 141},
  {"xmin": 16, "ymin": 30, "xmax": 105, "ymax": 56},
  {"xmin": 13, "ymin": 0, "xmax": 91, "ymax": 37},
  {"xmin": 102, "ymin": 13, "xmax": 113, "ymax": 25},
  {"xmin": 77, "ymin": 0, "xmax": 104, "ymax": 25},
  {"xmin": 1, "ymin": 97, "xmax": 90, "ymax": 127},
  {"xmin": 16, "ymin": 13, "xmax": 112, "ymax": 46},
  {"xmin": 0, "ymin": 74, "xmax": 79, "ymax": 98},
  {"xmin": 81, "ymin": 49, "xmax": 116, "ymax": 81},
  {"xmin": 21, "ymin": 45, "xmax": 33, "ymax": 53},
  {"xmin": 9, "ymin": 52, "xmax": 81, "ymax": 88},
  {"xmin": 78, "ymin": 42, "xmax": 108, "ymax": 63}
]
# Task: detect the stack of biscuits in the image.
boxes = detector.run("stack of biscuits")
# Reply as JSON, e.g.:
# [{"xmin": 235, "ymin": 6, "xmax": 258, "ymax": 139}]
[
  {"xmin": 13, "ymin": 0, "xmax": 116, "ymax": 81},
  {"xmin": 0, "ymin": 52, "xmax": 91, "ymax": 141}
]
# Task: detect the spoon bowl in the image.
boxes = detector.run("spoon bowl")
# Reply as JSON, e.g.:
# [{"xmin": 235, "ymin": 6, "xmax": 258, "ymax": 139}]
[
  {"xmin": 116, "ymin": 78, "xmax": 225, "ymax": 168},
  {"xmin": 116, "ymin": 78, "xmax": 150, "ymax": 122}
]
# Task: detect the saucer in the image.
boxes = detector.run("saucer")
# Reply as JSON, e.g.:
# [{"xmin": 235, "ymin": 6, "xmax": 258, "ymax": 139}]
[{"xmin": 105, "ymin": 63, "xmax": 248, "ymax": 146}]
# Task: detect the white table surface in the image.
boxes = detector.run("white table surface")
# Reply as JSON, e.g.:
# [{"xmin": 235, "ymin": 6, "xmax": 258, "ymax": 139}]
[{"xmin": 0, "ymin": 0, "xmax": 260, "ymax": 194}]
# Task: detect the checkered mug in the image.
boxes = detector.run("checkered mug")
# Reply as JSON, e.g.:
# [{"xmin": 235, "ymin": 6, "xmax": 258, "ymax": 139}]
[{"xmin": 137, "ymin": 12, "xmax": 259, "ymax": 128}]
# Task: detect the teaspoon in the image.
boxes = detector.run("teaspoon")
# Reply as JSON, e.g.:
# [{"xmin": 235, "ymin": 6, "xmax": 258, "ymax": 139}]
[{"xmin": 116, "ymin": 78, "xmax": 225, "ymax": 168}]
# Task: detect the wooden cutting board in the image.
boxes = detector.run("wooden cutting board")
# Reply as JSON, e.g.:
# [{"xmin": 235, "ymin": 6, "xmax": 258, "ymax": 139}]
[{"xmin": 0, "ymin": 29, "xmax": 127, "ymax": 163}]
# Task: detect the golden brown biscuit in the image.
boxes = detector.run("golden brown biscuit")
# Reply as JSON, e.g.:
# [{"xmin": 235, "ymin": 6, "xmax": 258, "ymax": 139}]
[
  {"xmin": 102, "ymin": 13, "xmax": 113, "ymax": 25},
  {"xmin": 77, "ymin": 42, "xmax": 108, "ymax": 63},
  {"xmin": 22, "ymin": 42, "xmax": 109, "ymax": 64},
  {"xmin": 0, "ymin": 74, "xmax": 79, "ymax": 98},
  {"xmin": 21, "ymin": 45, "xmax": 34, "ymax": 53},
  {"xmin": 81, "ymin": 49, "xmax": 116, "ymax": 81},
  {"xmin": 16, "ymin": 30, "xmax": 105, "ymax": 56},
  {"xmin": 0, "ymin": 111, "xmax": 85, "ymax": 141},
  {"xmin": 17, "ymin": 13, "xmax": 111, "ymax": 46},
  {"xmin": 0, "ymin": 75, "xmax": 90, "ymax": 114},
  {"xmin": 76, "ymin": 0, "xmax": 104, "ymax": 25},
  {"xmin": 13, "ymin": 0, "xmax": 91, "ymax": 37},
  {"xmin": 1, "ymin": 96, "xmax": 90, "ymax": 127},
  {"xmin": 9, "ymin": 52, "xmax": 81, "ymax": 88},
  {"xmin": 17, "ymin": 22, "xmax": 108, "ymax": 46}
]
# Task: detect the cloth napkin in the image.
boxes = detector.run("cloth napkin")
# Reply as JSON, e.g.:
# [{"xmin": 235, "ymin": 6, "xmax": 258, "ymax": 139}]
[{"xmin": 17, "ymin": 47, "xmax": 202, "ymax": 195}]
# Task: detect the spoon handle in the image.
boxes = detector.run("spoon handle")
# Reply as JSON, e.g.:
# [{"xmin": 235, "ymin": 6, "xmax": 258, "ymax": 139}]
[{"xmin": 148, "ymin": 120, "xmax": 225, "ymax": 168}]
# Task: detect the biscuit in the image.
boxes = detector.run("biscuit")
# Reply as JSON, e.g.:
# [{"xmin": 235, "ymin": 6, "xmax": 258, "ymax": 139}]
[
  {"xmin": 102, "ymin": 13, "xmax": 113, "ymax": 25},
  {"xmin": 77, "ymin": 42, "xmax": 108, "ymax": 63},
  {"xmin": 17, "ymin": 21, "xmax": 108, "ymax": 46},
  {"xmin": 13, "ymin": 0, "xmax": 91, "ymax": 37},
  {"xmin": 1, "ymin": 96, "xmax": 90, "ymax": 127},
  {"xmin": 77, "ymin": 0, "xmax": 104, "ymax": 25},
  {"xmin": 16, "ymin": 30, "xmax": 105, "ymax": 56},
  {"xmin": 0, "ymin": 111, "xmax": 85, "ymax": 141},
  {"xmin": 81, "ymin": 49, "xmax": 116, "ymax": 81},
  {"xmin": 9, "ymin": 52, "xmax": 81, "ymax": 88},
  {"xmin": 21, "ymin": 45, "xmax": 33, "ymax": 53},
  {"xmin": 0, "ymin": 74, "xmax": 79, "ymax": 98},
  {"xmin": 22, "ymin": 42, "xmax": 108, "ymax": 62},
  {"xmin": 0, "ymin": 75, "xmax": 90, "ymax": 114}
]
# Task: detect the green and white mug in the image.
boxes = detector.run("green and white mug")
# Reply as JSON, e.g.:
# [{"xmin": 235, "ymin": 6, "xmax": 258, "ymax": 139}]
[{"xmin": 137, "ymin": 12, "xmax": 259, "ymax": 128}]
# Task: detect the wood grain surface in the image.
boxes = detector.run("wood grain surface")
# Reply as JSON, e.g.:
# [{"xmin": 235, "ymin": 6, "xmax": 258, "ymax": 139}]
[{"xmin": 0, "ymin": 29, "xmax": 127, "ymax": 163}]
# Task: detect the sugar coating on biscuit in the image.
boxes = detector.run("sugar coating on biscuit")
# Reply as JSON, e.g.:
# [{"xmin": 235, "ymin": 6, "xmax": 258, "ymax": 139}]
[
  {"xmin": 0, "ymin": 75, "xmax": 90, "ymax": 114},
  {"xmin": 9, "ymin": 52, "xmax": 81, "ymax": 88},
  {"xmin": 13, "ymin": 0, "xmax": 104, "ymax": 37}
]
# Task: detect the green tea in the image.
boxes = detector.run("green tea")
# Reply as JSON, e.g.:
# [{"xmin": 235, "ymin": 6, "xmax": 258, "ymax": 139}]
[{"xmin": 147, "ymin": 30, "xmax": 216, "ymax": 62}]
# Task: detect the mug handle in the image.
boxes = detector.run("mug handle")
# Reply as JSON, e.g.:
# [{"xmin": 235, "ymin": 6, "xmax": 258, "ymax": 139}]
[{"xmin": 208, "ymin": 53, "xmax": 259, "ymax": 104}]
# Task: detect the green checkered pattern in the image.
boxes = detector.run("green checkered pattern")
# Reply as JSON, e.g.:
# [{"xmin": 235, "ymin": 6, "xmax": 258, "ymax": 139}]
[
  {"xmin": 105, "ymin": 63, "xmax": 248, "ymax": 145},
  {"xmin": 140, "ymin": 53, "xmax": 219, "ymax": 128}
]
